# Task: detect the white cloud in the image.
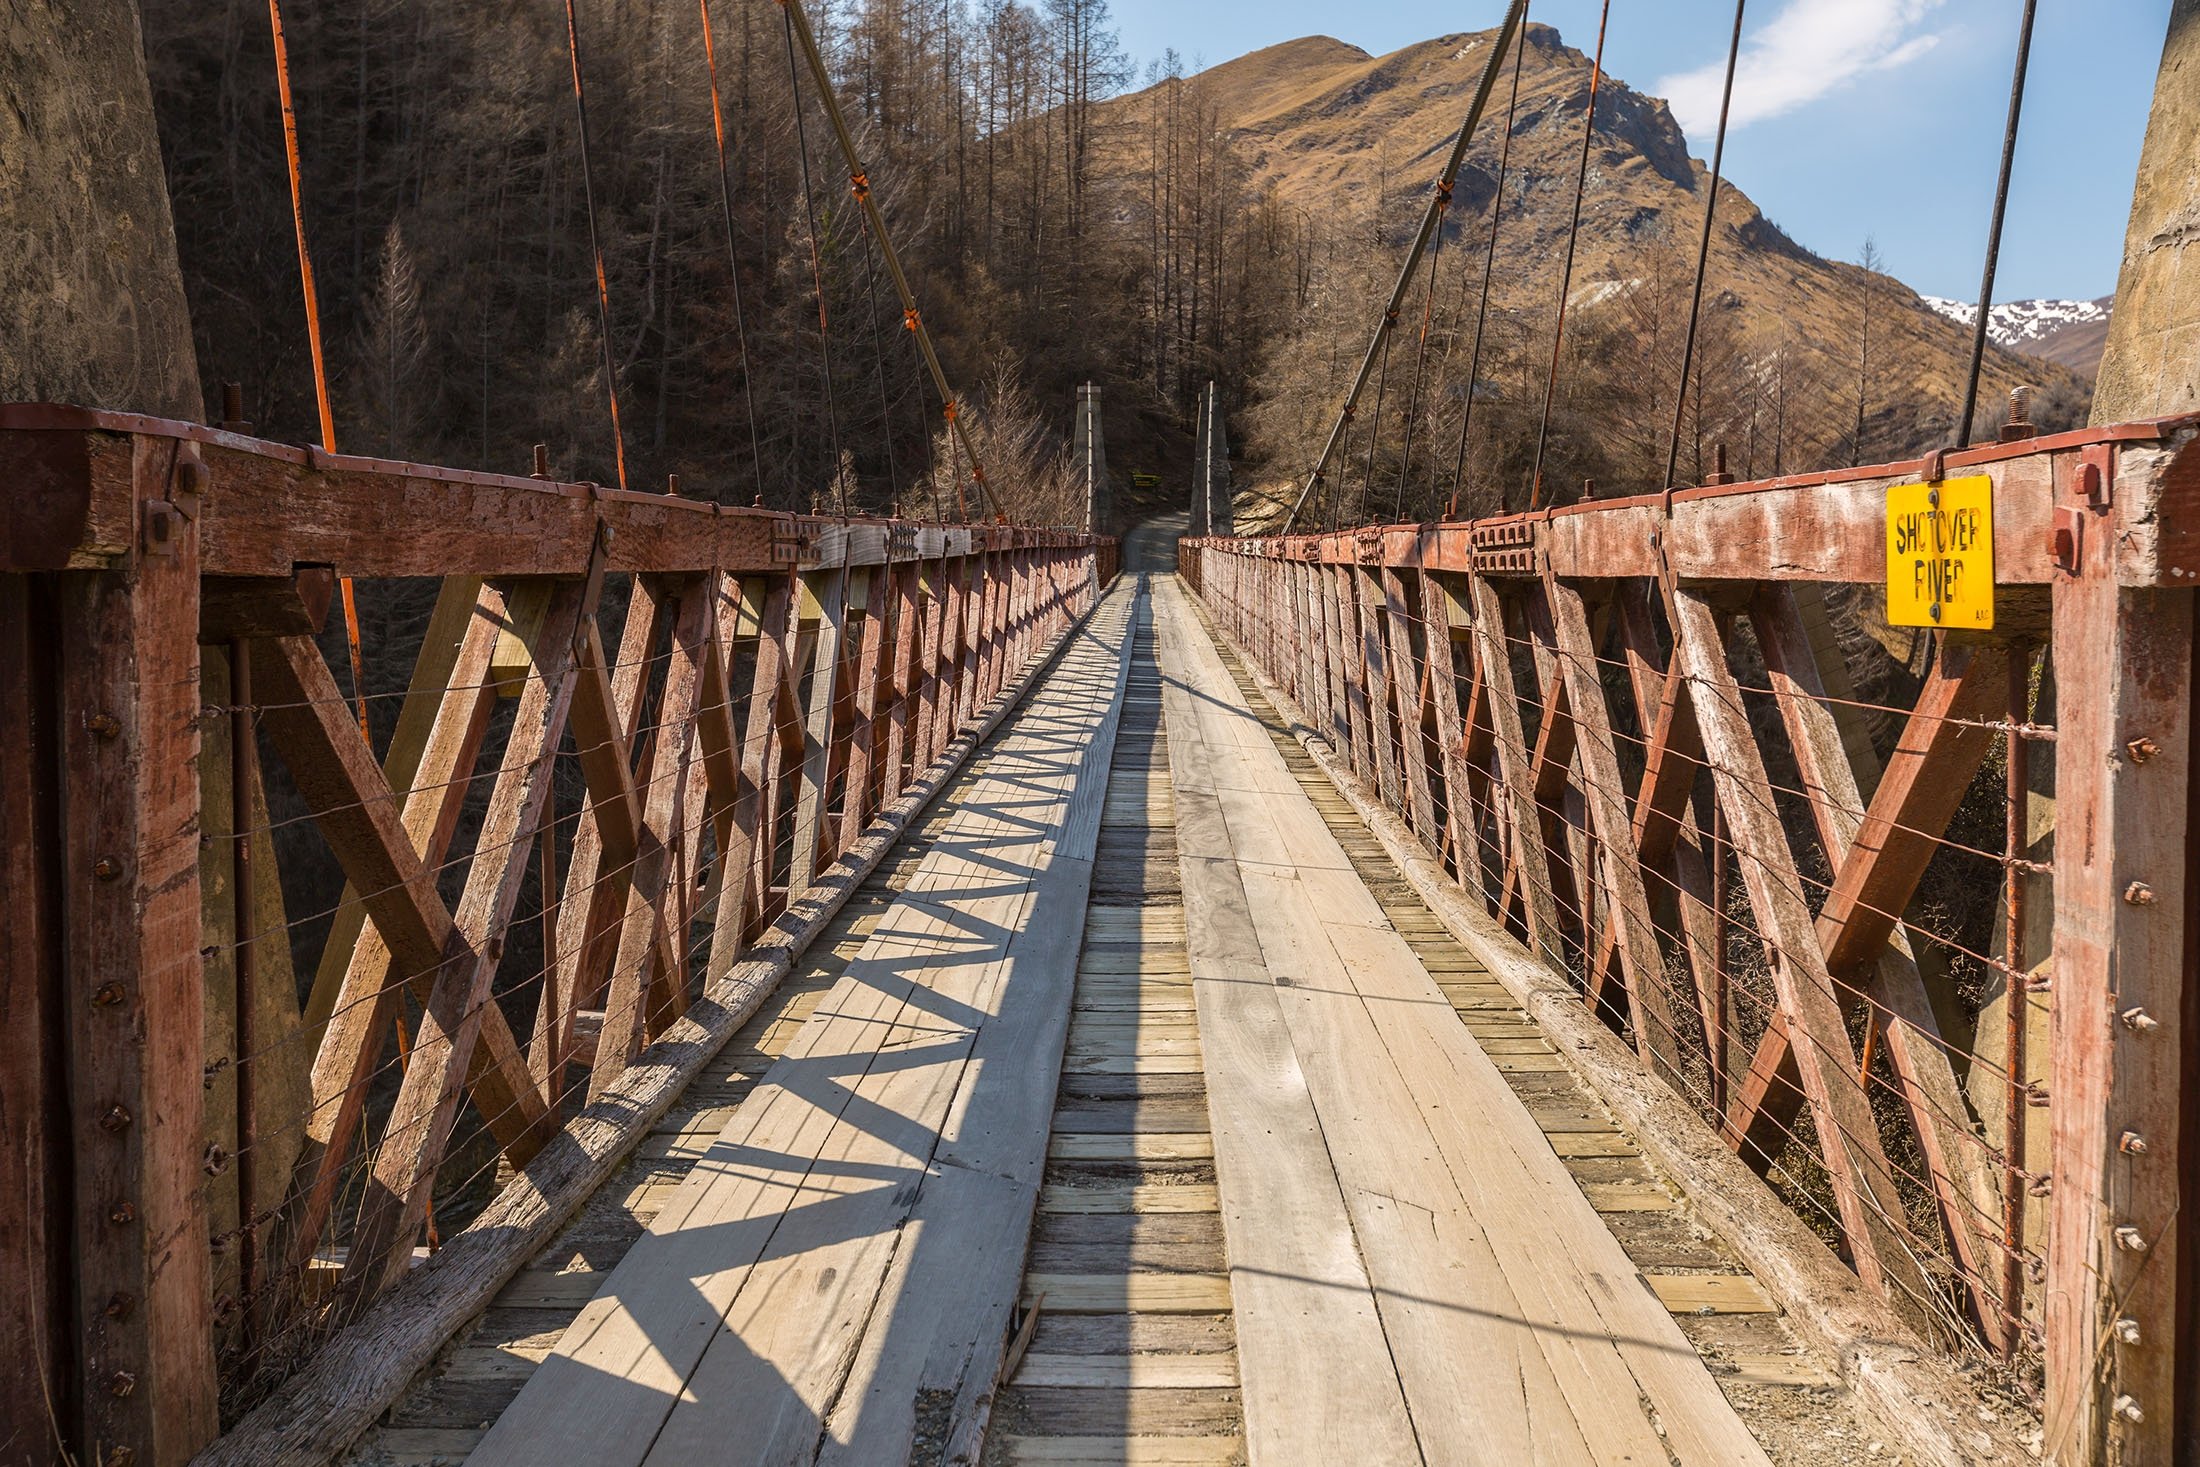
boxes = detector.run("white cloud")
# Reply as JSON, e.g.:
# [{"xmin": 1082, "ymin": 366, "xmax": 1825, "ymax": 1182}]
[{"xmin": 1657, "ymin": 0, "xmax": 1945, "ymax": 137}]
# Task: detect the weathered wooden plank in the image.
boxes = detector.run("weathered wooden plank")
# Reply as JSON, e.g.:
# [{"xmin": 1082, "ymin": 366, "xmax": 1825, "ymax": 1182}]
[
  {"xmin": 592, "ymin": 578, "xmax": 712, "ymax": 1094},
  {"xmin": 346, "ymin": 581, "xmax": 587, "ymax": 1295},
  {"xmin": 251, "ymin": 633, "xmax": 552, "ymax": 1159},
  {"xmin": 287, "ymin": 587, "xmax": 505, "ymax": 1273},
  {"xmin": 1669, "ymin": 588, "xmax": 1928, "ymax": 1313},
  {"xmin": 1152, "ymin": 583, "xmax": 1421, "ymax": 1467},
  {"xmin": 1466, "ymin": 574, "xmax": 1565, "ymax": 964},
  {"xmin": 2045, "ymin": 494, "xmax": 2192, "ymax": 1463},
  {"xmin": 1542, "ymin": 576, "xmax": 1688, "ymax": 1080},
  {"xmin": 56, "ymin": 438, "xmax": 219, "ymax": 1463},
  {"xmin": 1747, "ymin": 582, "xmax": 2005, "ymax": 1331}
]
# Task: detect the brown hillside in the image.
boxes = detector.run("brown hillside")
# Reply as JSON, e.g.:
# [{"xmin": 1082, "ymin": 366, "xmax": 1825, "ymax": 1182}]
[{"xmin": 1091, "ymin": 23, "xmax": 2081, "ymax": 481}]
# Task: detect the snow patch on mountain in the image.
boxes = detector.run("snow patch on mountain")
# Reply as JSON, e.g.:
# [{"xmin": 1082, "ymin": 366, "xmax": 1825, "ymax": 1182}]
[{"xmin": 1921, "ymin": 294, "xmax": 2112, "ymax": 349}]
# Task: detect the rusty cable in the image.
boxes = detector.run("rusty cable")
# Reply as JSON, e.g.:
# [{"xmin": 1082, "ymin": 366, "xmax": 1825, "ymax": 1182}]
[
  {"xmin": 1955, "ymin": 0, "xmax": 2038, "ymax": 447},
  {"xmin": 1528, "ymin": 0, "xmax": 1611, "ymax": 510},
  {"xmin": 1450, "ymin": 3, "xmax": 1531, "ymax": 518},
  {"xmin": 266, "ymin": 0, "xmax": 370, "ymax": 738},
  {"xmin": 561, "ymin": 0, "xmax": 631, "ymax": 493},
  {"xmin": 1393, "ymin": 199, "xmax": 1447, "ymax": 523},
  {"xmin": 1283, "ymin": 0, "xmax": 1529, "ymax": 533},
  {"xmin": 782, "ymin": 3, "xmax": 848, "ymax": 514},
  {"xmin": 1663, "ymin": 0, "xmax": 1746, "ymax": 491},
  {"xmin": 775, "ymin": 0, "xmax": 989, "ymax": 520},
  {"xmin": 698, "ymin": 0, "xmax": 768, "ymax": 502}
]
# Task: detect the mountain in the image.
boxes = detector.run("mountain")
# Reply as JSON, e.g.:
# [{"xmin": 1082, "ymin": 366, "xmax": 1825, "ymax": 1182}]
[
  {"xmin": 1089, "ymin": 25, "xmax": 2086, "ymax": 476},
  {"xmin": 1920, "ymin": 295, "xmax": 2114, "ymax": 375}
]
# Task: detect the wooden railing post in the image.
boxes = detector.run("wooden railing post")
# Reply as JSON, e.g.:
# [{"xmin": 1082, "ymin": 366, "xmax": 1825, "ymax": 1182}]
[
  {"xmin": 59, "ymin": 438, "xmax": 219, "ymax": 1464},
  {"xmin": 2045, "ymin": 498, "xmax": 2193, "ymax": 1464}
]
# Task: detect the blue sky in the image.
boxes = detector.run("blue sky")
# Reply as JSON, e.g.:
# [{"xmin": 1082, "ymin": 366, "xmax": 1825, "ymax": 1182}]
[{"xmin": 1105, "ymin": 0, "xmax": 2174, "ymax": 302}]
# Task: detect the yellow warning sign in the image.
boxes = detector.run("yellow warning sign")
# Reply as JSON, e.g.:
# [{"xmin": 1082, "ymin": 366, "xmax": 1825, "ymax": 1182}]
[{"xmin": 1885, "ymin": 474, "xmax": 1994, "ymax": 630}]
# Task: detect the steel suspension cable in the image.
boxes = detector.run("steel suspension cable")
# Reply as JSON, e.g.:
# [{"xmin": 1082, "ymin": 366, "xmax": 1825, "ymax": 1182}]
[
  {"xmin": 782, "ymin": 4, "xmax": 848, "ymax": 514},
  {"xmin": 561, "ymin": 0, "xmax": 631, "ymax": 492},
  {"xmin": 1392, "ymin": 202, "xmax": 1447, "ymax": 522},
  {"xmin": 777, "ymin": 0, "xmax": 991, "ymax": 521},
  {"xmin": 1282, "ymin": 0, "xmax": 1529, "ymax": 533},
  {"xmin": 1528, "ymin": 0, "xmax": 1612, "ymax": 510},
  {"xmin": 859, "ymin": 218, "xmax": 902, "ymax": 505},
  {"xmin": 698, "ymin": 0, "xmax": 768, "ymax": 502},
  {"xmin": 267, "ymin": 0, "xmax": 368, "ymax": 739},
  {"xmin": 1663, "ymin": 0, "xmax": 1746, "ymax": 490},
  {"xmin": 1449, "ymin": 5, "xmax": 1531, "ymax": 518},
  {"xmin": 1955, "ymin": 0, "xmax": 2039, "ymax": 448},
  {"xmin": 1357, "ymin": 310, "xmax": 1397, "ymax": 524}
]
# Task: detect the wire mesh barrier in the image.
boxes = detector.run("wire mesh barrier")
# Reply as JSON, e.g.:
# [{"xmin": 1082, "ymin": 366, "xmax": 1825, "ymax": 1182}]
[
  {"xmin": 1184, "ymin": 415, "xmax": 2200, "ymax": 1466},
  {"xmin": 0, "ymin": 407, "xmax": 1115, "ymax": 1466}
]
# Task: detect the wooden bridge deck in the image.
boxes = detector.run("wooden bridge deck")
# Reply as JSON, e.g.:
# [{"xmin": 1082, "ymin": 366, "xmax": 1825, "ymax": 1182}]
[{"xmin": 359, "ymin": 529, "xmax": 1862, "ymax": 1466}]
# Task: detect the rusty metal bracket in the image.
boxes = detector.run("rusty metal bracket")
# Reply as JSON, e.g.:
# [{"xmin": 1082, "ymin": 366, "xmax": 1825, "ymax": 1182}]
[{"xmin": 1470, "ymin": 518, "xmax": 1536, "ymax": 575}]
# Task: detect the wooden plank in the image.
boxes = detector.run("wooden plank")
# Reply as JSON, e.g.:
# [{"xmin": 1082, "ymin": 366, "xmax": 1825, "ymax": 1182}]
[
  {"xmin": 708, "ymin": 574, "xmax": 794, "ymax": 971},
  {"xmin": 470, "ymin": 580, "xmax": 1133, "ymax": 1467},
  {"xmin": 824, "ymin": 585, "xmax": 1136, "ymax": 1464},
  {"xmin": 1646, "ymin": 1273, "xmax": 1780, "ymax": 1315},
  {"xmin": 1747, "ymin": 582, "xmax": 2005, "ymax": 1329},
  {"xmin": 198, "ymin": 588, "xmax": 1108, "ymax": 1467},
  {"xmin": 346, "ymin": 581, "xmax": 587, "ymax": 1295},
  {"xmin": 303, "ymin": 575, "xmax": 482, "ymax": 1042},
  {"xmin": 286, "ymin": 586, "xmax": 504, "ymax": 1273},
  {"xmin": 591, "ymin": 577, "xmax": 712, "ymax": 1094},
  {"xmin": 55, "ymin": 437, "xmax": 219, "ymax": 1464},
  {"xmin": 999, "ymin": 1438, "xmax": 1244, "ymax": 1466},
  {"xmin": 1466, "ymin": 574, "xmax": 1565, "ymax": 964},
  {"xmin": 2045, "ymin": 484, "xmax": 2192, "ymax": 1463},
  {"xmin": 251, "ymin": 634, "xmax": 552, "ymax": 1159},
  {"xmin": 1013, "ymin": 1354, "xmax": 1239, "ymax": 1389},
  {"xmin": 1212, "ymin": 592, "xmax": 2043, "ymax": 1467},
  {"xmin": 788, "ymin": 567, "xmax": 848, "ymax": 893},
  {"xmin": 1813, "ymin": 640, "xmax": 2010, "ymax": 976},
  {"xmin": 1020, "ymin": 1274, "xmax": 1233, "ymax": 1313},
  {"xmin": 1668, "ymin": 588, "xmax": 1928, "ymax": 1312},
  {"xmin": 1379, "ymin": 566, "xmax": 1439, "ymax": 840},
  {"xmin": 1165, "ymin": 575, "xmax": 1773, "ymax": 1467},
  {"xmin": 1541, "ymin": 576, "xmax": 1688, "ymax": 1081}
]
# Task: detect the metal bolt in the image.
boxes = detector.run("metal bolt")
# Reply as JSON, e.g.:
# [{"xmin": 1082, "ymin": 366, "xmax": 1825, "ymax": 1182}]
[
  {"xmin": 2112, "ymin": 1395, "xmax": 2145, "ymax": 1425},
  {"xmin": 142, "ymin": 501, "xmax": 180, "ymax": 552},
  {"xmin": 2121, "ymin": 1006, "xmax": 2160, "ymax": 1032},
  {"xmin": 108, "ymin": 1201, "xmax": 136, "ymax": 1226},
  {"xmin": 108, "ymin": 1371, "xmax": 137, "ymax": 1399},
  {"xmin": 108, "ymin": 1447, "xmax": 137, "ymax": 1467},
  {"xmin": 104, "ymin": 1291, "xmax": 136, "ymax": 1320},
  {"xmin": 93, "ymin": 857, "xmax": 123, "ymax": 881},
  {"xmin": 86, "ymin": 712, "xmax": 121, "ymax": 740},
  {"xmin": 2124, "ymin": 881, "xmax": 2157, "ymax": 906},
  {"xmin": 2126, "ymin": 736, "xmax": 2161, "ymax": 764},
  {"xmin": 91, "ymin": 982, "xmax": 127, "ymax": 1008},
  {"xmin": 2114, "ymin": 1225, "xmax": 2148, "ymax": 1252},
  {"xmin": 98, "ymin": 1104, "xmax": 133, "ymax": 1132},
  {"xmin": 2120, "ymin": 1131, "xmax": 2149, "ymax": 1156},
  {"xmin": 2113, "ymin": 1317, "xmax": 2142, "ymax": 1345},
  {"xmin": 2025, "ymin": 1083, "xmax": 2051, "ymax": 1108},
  {"xmin": 2028, "ymin": 1173, "xmax": 2053, "ymax": 1198},
  {"xmin": 202, "ymin": 1142, "xmax": 230, "ymax": 1176}
]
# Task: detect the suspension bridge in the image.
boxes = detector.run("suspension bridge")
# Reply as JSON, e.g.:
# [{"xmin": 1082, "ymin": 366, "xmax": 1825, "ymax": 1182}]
[{"xmin": 4, "ymin": 1, "xmax": 2198, "ymax": 1465}]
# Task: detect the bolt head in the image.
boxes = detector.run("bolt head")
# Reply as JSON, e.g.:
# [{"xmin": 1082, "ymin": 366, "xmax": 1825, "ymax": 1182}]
[
  {"xmin": 2126, "ymin": 736, "xmax": 2161, "ymax": 764},
  {"xmin": 2124, "ymin": 881, "xmax": 2157, "ymax": 906},
  {"xmin": 108, "ymin": 1201, "xmax": 136, "ymax": 1226},
  {"xmin": 98, "ymin": 1104, "xmax": 133, "ymax": 1133},
  {"xmin": 2112, "ymin": 1395, "xmax": 2145, "ymax": 1424},
  {"xmin": 86, "ymin": 712, "xmax": 121, "ymax": 739},
  {"xmin": 91, "ymin": 982, "xmax": 127, "ymax": 1008},
  {"xmin": 2114, "ymin": 1224, "xmax": 2148, "ymax": 1252},
  {"xmin": 108, "ymin": 1370, "xmax": 136, "ymax": 1398},
  {"xmin": 93, "ymin": 857, "xmax": 122, "ymax": 881},
  {"xmin": 2113, "ymin": 1317, "xmax": 2141, "ymax": 1345},
  {"xmin": 2121, "ymin": 1006, "xmax": 2160, "ymax": 1032}
]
